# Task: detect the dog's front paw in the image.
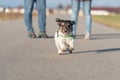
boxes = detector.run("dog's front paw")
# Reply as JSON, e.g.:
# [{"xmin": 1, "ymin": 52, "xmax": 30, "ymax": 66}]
[
  {"xmin": 67, "ymin": 48, "xmax": 73, "ymax": 54},
  {"xmin": 57, "ymin": 50, "xmax": 62, "ymax": 54},
  {"xmin": 57, "ymin": 52, "xmax": 64, "ymax": 55},
  {"xmin": 58, "ymin": 53, "xmax": 64, "ymax": 55},
  {"xmin": 57, "ymin": 51, "xmax": 66, "ymax": 55},
  {"xmin": 67, "ymin": 47, "xmax": 74, "ymax": 54},
  {"xmin": 69, "ymin": 47, "xmax": 74, "ymax": 51}
]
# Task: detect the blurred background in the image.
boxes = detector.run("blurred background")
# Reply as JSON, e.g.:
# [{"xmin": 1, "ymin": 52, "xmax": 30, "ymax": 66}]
[
  {"xmin": 0, "ymin": 0, "xmax": 120, "ymax": 30},
  {"xmin": 0, "ymin": 0, "xmax": 120, "ymax": 8}
]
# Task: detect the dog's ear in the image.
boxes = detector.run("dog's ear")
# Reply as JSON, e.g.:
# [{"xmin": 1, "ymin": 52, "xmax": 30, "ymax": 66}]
[
  {"xmin": 56, "ymin": 18, "xmax": 61, "ymax": 26},
  {"xmin": 70, "ymin": 21, "xmax": 75, "ymax": 25},
  {"xmin": 56, "ymin": 18, "xmax": 60, "ymax": 22},
  {"xmin": 56, "ymin": 18, "xmax": 65, "ymax": 22}
]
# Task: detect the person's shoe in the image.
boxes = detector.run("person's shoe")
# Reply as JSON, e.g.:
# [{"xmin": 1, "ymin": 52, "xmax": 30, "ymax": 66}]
[
  {"xmin": 38, "ymin": 31, "xmax": 48, "ymax": 38},
  {"xmin": 72, "ymin": 32, "xmax": 76, "ymax": 39},
  {"xmin": 27, "ymin": 32, "xmax": 36, "ymax": 38},
  {"xmin": 84, "ymin": 32, "xmax": 91, "ymax": 40}
]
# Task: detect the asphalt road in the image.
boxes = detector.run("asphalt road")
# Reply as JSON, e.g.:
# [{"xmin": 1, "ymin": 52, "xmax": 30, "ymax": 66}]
[{"xmin": 0, "ymin": 14, "xmax": 120, "ymax": 80}]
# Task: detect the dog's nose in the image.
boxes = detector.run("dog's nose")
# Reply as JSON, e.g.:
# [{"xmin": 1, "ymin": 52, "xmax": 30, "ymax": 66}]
[{"xmin": 65, "ymin": 31, "xmax": 67, "ymax": 33}]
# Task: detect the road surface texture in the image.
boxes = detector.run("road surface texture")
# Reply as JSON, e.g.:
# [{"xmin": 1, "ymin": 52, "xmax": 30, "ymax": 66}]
[{"xmin": 0, "ymin": 14, "xmax": 120, "ymax": 80}]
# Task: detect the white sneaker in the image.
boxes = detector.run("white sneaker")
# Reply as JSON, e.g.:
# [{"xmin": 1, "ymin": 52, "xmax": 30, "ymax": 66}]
[
  {"xmin": 72, "ymin": 32, "xmax": 76, "ymax": 38},
  {"xmin": 85, "ymin": 32, "xmax": 91, "ymax": 40}
]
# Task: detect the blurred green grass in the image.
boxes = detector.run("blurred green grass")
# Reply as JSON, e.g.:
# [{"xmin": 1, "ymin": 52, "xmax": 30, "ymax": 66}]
[
  {"xmin": 0, "ymin": 13, "xmax": 37, "ymax": 21},
  {"xmin": 92, "ymin": 14, "xmax": 120, "ymax": 31},
  {"xmin": 0, "ymin": 13, "xmax": 23, "ymax": 21},
  {"xmin": 0, "ymin": 13, "xmax": 120, "ymax": 31}
]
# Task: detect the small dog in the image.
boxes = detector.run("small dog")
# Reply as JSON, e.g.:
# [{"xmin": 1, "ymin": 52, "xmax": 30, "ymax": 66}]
[{"xmin": 55, "ymin": 18, "xmax": 75, "ymax": 55}]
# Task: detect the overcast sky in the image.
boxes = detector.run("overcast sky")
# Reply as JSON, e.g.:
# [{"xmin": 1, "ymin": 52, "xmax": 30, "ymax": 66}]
[{"xmin": 0, "ymin": 0, "xmax": 120, "ymax": 8}]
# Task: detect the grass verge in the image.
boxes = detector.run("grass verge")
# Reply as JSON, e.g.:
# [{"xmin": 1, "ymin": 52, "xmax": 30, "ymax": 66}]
[
  {"xmin": 0, "ymin": 13, "xmax": 23, "ymax": 21},
  {"xmin": 92, "ymin": 14, "xmax": 120, "ymax": 31},
  {"xmin": 0, "ymin": 13, "xmax": 120, "ymax": 31}
]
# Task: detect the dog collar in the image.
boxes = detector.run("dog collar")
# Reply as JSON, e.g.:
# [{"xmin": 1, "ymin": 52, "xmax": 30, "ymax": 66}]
[
  {"xmin": 59, "ymin": 34, "xmax": 74, "ymax": 38},
  {"xmin": 57, "ymin": 30, "xmax": 74, "ymax": 38}
]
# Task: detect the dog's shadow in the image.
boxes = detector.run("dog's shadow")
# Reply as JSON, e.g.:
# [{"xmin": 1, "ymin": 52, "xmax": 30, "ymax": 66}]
[
  {"xmin": 76, "ymin": 33, "xmax": 120, "ymax": 40},
  {"xmin": 38, "ymin": 33, "xmax": 120, "ymax": 40},
  {"xmin": 73, "ymin": 48, "xmax": 120, "ymax": 54},
  {"xmin": 56, "ymin": 48, "xmax": 120, "ymax": 55}
]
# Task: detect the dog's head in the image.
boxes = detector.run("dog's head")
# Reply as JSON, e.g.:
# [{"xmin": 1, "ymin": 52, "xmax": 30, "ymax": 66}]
[{"xmin": 56, "ymin": 18, "xmax": 75, "ymax": 35}]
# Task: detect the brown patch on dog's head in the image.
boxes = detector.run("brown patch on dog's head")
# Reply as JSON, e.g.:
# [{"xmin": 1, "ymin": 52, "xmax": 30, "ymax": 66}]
[{"xmin": 56, "ymin": 18, "xmax": 75, "ymax": 35}]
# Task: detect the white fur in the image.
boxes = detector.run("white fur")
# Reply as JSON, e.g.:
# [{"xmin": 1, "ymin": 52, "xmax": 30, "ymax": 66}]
[{"xmin": 54, "ymin": 31, "xmax": 74, "ymax": 54}]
